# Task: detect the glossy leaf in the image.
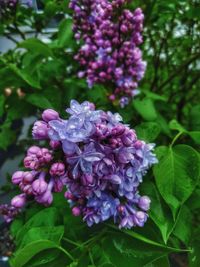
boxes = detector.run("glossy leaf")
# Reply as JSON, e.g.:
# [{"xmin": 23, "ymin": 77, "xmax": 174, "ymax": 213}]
[{"xmin": 154, "ymin": 145, "xmax": 200, "ymax": 218}]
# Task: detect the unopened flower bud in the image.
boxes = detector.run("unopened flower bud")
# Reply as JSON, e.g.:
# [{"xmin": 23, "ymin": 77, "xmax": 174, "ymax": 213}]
[
  {"xmin": 42, "ymin": 109, "xmax": 59, "ymax": 122},
  {"xmin": 23, "ymin": 171, "xmax": 35, "ymax": 183},
  {"xmin": 138, "ymin": 196, "xmax": 151, "ymax": 211},
  {"xmin": 72, "ymin": 206, "xmax": 81, "ymax": 216},
  {"xmin": 24, "ymin": 155, "xmax": 39, "ymax": 170},
  {"xmin": 32, "ymin": 173, "xmax": 48, "ymax": 195},
  {"xmin": 32, "ymin": 121, "xmax": 48, "ymax": 140},
  {"xmin": 27, "ymin": 146, "xmax": 42, "ymax": 156},
  {"xmin": 50, "ymin": 162, "xmax": 65, "ymax": 176},
  {"xmin": 49, "ymin": 140, "xmax": 60, "ymax": 149},
  {"xmin": 11, "ymin": 194, "xmax": 26, "ymax": 208},
  {"xmin": 12, "ymin": 171, "xmax": 25, "ymax": 185}
]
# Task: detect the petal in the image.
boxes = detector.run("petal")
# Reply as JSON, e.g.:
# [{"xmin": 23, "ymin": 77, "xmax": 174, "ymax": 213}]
[
  {"xmin": 80, "ymin": 160, "xmax": 92, "ymax": 173},
  {"xmin": 84, "ymin": 152, "xmax": 104, "ymax": 162},
  {"xmin": 62, "ymin": 140, "xmax": 77, "ymax": 155}
]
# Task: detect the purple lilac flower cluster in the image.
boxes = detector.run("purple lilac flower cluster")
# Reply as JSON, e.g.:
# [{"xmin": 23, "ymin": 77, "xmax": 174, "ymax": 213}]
[
  {"xmin": 69, "ymin": 0, "xmax": 146, "ymax": 107},
  {"xmin": 0, "ymin": 100, "xmax": 157, "ymax": 228}
]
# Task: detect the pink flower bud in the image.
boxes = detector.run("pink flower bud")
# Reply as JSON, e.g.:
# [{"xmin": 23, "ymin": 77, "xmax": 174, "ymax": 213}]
[
  {"xmin": 32, "ymin": 172, "xmax": 48, "ymax": 195},
  {"xmin": 27, "ymin": 146, "xmax": 42, "ymax": 156},
  {"xmin": 11, "ymin": 194, "xmax": 26, "ymax": 208},
  {"xmin": 49, "ymin": 140, "xmax": 60, "ymax": 150},
  {"xmin": 72, "ymin": 206, "xmax": 81, "ymax": 216},
  {"xmin": 134, "ymin": 140, "xmax": 143, "ymax": 149},
  {"xmin": 42, "ymin": 109, "xmax": 59, "ymax": 122},
  {"xmin": 23, "ymin": 172, "xmax": 35, "ymax": 183},
  {"xmin": 50, "ymin": 162, "xmax": 65, "ymax": 176},
  {"xmin": 12, "ymin": 171, "xmax": 25, "ymax": 185},
  {"xmin": 24, "ymin": 155, "xmax": 39, "ymax": 170},
  {"xmin": 32, "ymin": 121, "xmax": 48, "ymax": 140},
  {"xmin": 41, "ymin": 148, "xmax": 52, "ymax": 163},
  {"xmin": 23, "ymin": 184, "xmax": 33, "ymax": 195},
  {"xmin": 53, "ymin": 178, "xmax": 64, "ymax": 193},
  {"xmin": 35, "ymin": 190, "xmax": 53, "ymax": 206},
  {"xmin": 122, "ymin": 130, "xmax": 136, "ymax": 146}
]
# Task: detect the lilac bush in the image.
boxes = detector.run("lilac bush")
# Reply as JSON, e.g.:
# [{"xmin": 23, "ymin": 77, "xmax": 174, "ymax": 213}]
[
  {"xmin": 70, "ymin": 0, "xmax": 146, "ymax": 107},
  {"xmin": 0, "ymin": 100, "xmax": 157, "ymax": 229}
]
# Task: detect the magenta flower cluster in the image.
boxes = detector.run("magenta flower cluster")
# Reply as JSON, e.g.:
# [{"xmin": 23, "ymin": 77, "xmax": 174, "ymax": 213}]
[
  {"xmin": 0, "ymin": 100, "xmax": 157, "ymax": 229},
  {"xmin": 69, "ymin": 0, "xmax": 146, "ymax": 107}
]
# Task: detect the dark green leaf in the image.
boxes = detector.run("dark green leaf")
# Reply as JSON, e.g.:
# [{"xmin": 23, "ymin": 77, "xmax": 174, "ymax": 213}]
[
  {"xmin": 26, "ymin": 93, "xmax": 54, "ymax": 109},
  {"xmin": 18, "ymin": 38, "xmax": 54, "ymax": 58},
  {"xmin": 9, "ymin": 64, "xmax": 41, "ymax": 89},
  {"xmin": 10, "ymin": 240, "xmax": 65, "ymax": 267},
  {"xmin": 142, "ymin": 182, "xmax": 175, "ymax": 243},
  {"xmin": 15, "ymin": 207, "xmax": 62, "ymax": 247},
  {"xmin": 189, "ymin": 131, "xmax": 200, "ymax": 145},
  {"xmin": 154, "ymin": 145, "xmax": 200, "ymax": 218},
  {"xmin": 173, "ymin": 205, "xmax": 192, "ymax": 245},
  {"xmin": 133, "ymin": 98, "xmax": 157, "ymax": 121},
  {"xmin": 135, "ymin": 122, "xmax": 161, "ymax": 142},
  {"xmin": 57, "ymin": 18, "xmax": 73, "ymax": 47}
]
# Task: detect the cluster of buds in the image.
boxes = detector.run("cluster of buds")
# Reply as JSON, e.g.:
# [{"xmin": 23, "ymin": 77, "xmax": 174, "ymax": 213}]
[
  {"xmin": 69, "ymin": 0, "xmax": 146, "ymax": 107},
  {"xmin": 1, "ymin": 101, "xmax": 157, "ymax": 229},
  {"xmin": 0, "ymin": 122, "xmax": 67, "ymax": 222}
]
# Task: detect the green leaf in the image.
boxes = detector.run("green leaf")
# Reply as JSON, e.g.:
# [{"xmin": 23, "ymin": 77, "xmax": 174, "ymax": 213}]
[
  {"xmin": 106, "ymin": 224, "xmax": 188, "ymax": 253},
  {"xmin": 101, "ymin": 233, "xmax": 168, "ymax": 267},
  {"xmin": 18, "ymin": 38, "xmax": 54, "ymax": 58},
  {"xmin": 15, "ymin": 207, "xmax": 62, "ymax": 247},
  {"xmin": 189, "ymin": 131, "xmax": 200, "ymax": 144},
  {"xmin": 19, "ymin": 226, "xmax": 64, "ymax": 248},
  {"xmin": 155, "ymin": 113, "xmax": 171, "ymax": 137},
  {"xmin": 143, "ymin": 91, "xmax": 167, "ymax": 102},
  {"xmin": 9, "ymin": 64, "xmax": 41, "ymax": 89},
  {"xmin": 24, "ymin": 249, "xmax": 61, "ymax": 267},
  {"xmin": 133, "ymin": 98, "xmax": 157, "ymax": 121},
  {"xmin": 10, "ymin": 219, "xmax": 24, "ymax": 239},
  {"xmin": 169, "ymin": 119, "xmax": 186, "ymax": 133},
  {"xmin": 26, "ymin": 93, "xmax": 54, "ymax": 109},
  {"xmin": 11, "ymin": 226, "xmax": 64, "ymax": 267},
  {"xmin": 135, "ymin": 122, "xmax": 161, "ymax": 142},
  {"xmin": 173, "ymin": 205, "xmax": 192, "ymax": 245},
  {"xmin": 57, "ymin": 18, "xmax": 73, "ymax": 47},
  {"xmin": 7, "ymin": 99, "xmax": 33, "ymax": 120},
  {"xmin": 141, "ymin": 182, "xmax": 175, "ymax": 243},
  {"xmin": 153, "ymin": 145, "xmax": 200, "ymax": 218},
  {"xmin": 186, "ymin": 188, "xmax": 200, "ymax": 210},
  {"xmin": 10, "ymin": 240, "xmax": 68, "ymax": 267}
]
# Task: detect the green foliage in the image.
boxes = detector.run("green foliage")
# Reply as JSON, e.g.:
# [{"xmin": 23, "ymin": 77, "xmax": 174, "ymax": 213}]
[{"xmin": 154, "ymin": 145, "xmax": 200, "ymax": 218}]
